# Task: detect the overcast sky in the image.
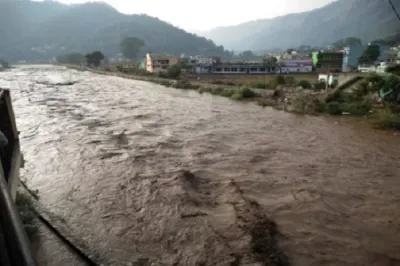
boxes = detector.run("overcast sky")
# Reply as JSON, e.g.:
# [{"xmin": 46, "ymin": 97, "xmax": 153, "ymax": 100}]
[{"xmin": 56, "ymin": 0, "xmax": 336, "ymax": 31}]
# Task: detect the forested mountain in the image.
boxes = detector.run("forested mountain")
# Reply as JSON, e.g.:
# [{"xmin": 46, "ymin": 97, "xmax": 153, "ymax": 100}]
[
  {"xmin": 201, "ymin": 0, "xmax": 400, "ymax": 51},
  {"xmin": 0, "ymin": 0, "xmax": 230, "ymax": 62}
]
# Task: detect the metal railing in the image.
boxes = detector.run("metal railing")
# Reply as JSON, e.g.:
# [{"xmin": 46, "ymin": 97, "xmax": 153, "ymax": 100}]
[{"xmin": 0, "ymin": 89, "xmax": 37, "ymax": 266}]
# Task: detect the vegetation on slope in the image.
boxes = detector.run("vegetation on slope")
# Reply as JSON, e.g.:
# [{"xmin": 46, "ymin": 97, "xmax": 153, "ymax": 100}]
[
  {"xmin": 0, "ymin": 1, "xmax": 232, "ymax": 62},
  {"xmin": 201, "ymin": 0, "xmax": 400, "ymax": 50}
]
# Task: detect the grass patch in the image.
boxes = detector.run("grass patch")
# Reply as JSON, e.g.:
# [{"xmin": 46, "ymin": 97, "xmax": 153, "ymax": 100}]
[{"xmin": 16, "ymin": 192, "xmax": 38, "ymax": 238}]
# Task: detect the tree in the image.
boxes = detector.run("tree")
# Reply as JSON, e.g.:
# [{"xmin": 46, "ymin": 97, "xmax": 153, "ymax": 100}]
[
  {"xmin": 239, "ymin": 50, "xmax": 255, "ymax": 60},
  {"xmin": 85, "ymin": 51, "xmax": 104, "ymax": 67},
  {"xmin": 0, "ymin": 59, "xmax": 9, "ymax": 68},
  {"xmin": 358, "ymin": 45, "xmax": 380, "ymax": 65},
  {"xmin": 332, "ymin": 37, "xmax": 362, "ymax": 49},
  {"xmin": 263, "ymin": 56, "xmax": 278, "ymax": 67},
  {"xmin": 166, "ymin": 64, "xmax": 181, "ymax": 79},
  {"xmin": 120, "ymin": 37, "xmax": 145, "ymax": 60}
]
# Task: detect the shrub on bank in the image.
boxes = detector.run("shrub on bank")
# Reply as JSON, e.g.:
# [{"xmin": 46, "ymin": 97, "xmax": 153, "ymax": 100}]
[
  {"xmin": 339, "ymin": 102, "xmax": 371, "ymax": 116},
  {"xmin": 370, "ymin": 110, "xmax": 400, "ymax": 130},
  {"xmin": 174, "ymin": 80, "xmax": 200, "ymax": 90},
  {"xmin": 285, "ymin": 76, "xmax": 296, "ymax": 85},
  {"xmin": 314, "ymin": 81, "xmax": 327, "ymax": 91},
  {"xmin": 291, "ymin": 90, "xmax": 325, "ymax": 114},
  {"xmin": 252, "ymin": 82, "xmax": 268, "ymax": 89},
  {"xmin": 297, "ymin": 80, "xmax": 312, "ymax": 89},
  {"xmin": 269, "ymin": 75, "xmax": 286, "ymax": 89},
  {"xmin": 16, "ymin": 192, "xmax": 38, "ymax": 238},
  {"xmin": 326, "ymin": 88, "xmax": 342, "ymax": 103},
  {"xmin": 325, "ymin": 102, "xmax": 342, "ymax": 115},
  {"xmin": 231, "ymin": 87, "xmax": 257, "ymax": 100}
]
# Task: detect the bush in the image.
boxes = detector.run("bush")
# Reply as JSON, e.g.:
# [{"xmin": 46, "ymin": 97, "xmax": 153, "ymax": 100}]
[
  {"xmin": 16, "ymin": 192, "xmax": 38, "ymax": 237},
  {"xmin": 386, "ymin": 64, "xmax": 400, "ymax": 75},
  {"xmin": 325, "ymin": 102, "xmax": 342, "ymax": 115},
  {"xmin": 276, "ymin": 75, "xmax": 286, "ymax": 85},
  {"xmin": 198, "ymin": 87, "xmax": 213, "ymax": 94},
  {"xmin": 220, "ymin": 89, "xmax": 235, "ymax": 97},
  {"xmin": 314, "ymin": 81, "xmax": 327, "ymax": 91},
  {"xmin": 174, "ymin": 80, "xmax": 200, "ymax": 90},
  {"xmin": 167, "ymin": 65, "xmax": 181, "ymax": 79},
  {"xmin": 0, "ymin": 59, "xmax": 10, "ymax": 69},
  {"xmin": 231, "ymin": 87, "xmax": 257, "ymax": 100},
  {"xmin": 339, "ymin": 102, "xmax": 371, "ymax": 116},
  {"xmin": 291, "ymin": 90, "xmax": 325, "ymax": 114},
  {"xmin": 297, "ymin": 80, "xmax": 312, "ymax": 89},
  {"xmin": 159, "ymin": 80, "xmax": 173, "ymax": 87},
  {"xmin": 326, "ymin": 89, "xmax": 342, "ymax": 102},
  {"xmin": 370, "ymin": 110, "xmax": 400, "ymax": 129},
  {"xmin": 252, "ymin": 82, "xmax": 268, "ymax": 89},
  {"xmin": 285, "ymin": 76, "xmax": 296, "ymax": 85}
]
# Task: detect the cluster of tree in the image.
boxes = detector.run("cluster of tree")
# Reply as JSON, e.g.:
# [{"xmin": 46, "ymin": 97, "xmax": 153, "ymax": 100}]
[
  {"xmin": 85, "ymin": 51, "xmax": 105, "ymax": 67},
  {"xmin": 235, "ymin": 50, "xmax": 259, "ymax": 61},
  {"xmin": 332, "ymin": 37, "xmax": 362, "ymax": 49},
  {"xmin": 358, "ymin": 45, "xmax": 380, "ymax": 65},
  {"xmin": 262, "ymin": 56, "xmax": 278, "ymax": 67},
  {"xmin": 120, "ymin": 37, "xmax": 145, "ymax": 60},
  {"xmin": 0, "ymin": 1, "xmax": 233, "ymax": 62},
  {"xmin": 0, "ymin": 60, "xmax": 10, "ymax": 69}
]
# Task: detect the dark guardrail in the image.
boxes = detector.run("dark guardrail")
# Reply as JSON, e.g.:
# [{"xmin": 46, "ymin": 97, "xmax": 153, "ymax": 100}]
[{"xmin": 0, "ymin": 89, "xmax": 37, "ymax": 266}]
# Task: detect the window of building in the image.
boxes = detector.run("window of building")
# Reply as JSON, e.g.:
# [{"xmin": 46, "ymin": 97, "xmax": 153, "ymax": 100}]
[
  {"xmin": 216, "ymin": 68, "xmax": 222, "ymax": 72},
  {"xmin": 240, "ymin": 68, "xmax": 246, "ymax": 72},
  {"xmin": 260, "ymin": 68, "xmax": 266, "ymax": 72},
  {"xmin": 231, "ymin": 68, "xmax": 238, "ymax": 72},
  {"xmin": 224, "ymin": 68, "xmax": 231, "ymax": 72},
  {"xmin": 250, "ymin": 68, "xmax": 257, "ymax": 72}
]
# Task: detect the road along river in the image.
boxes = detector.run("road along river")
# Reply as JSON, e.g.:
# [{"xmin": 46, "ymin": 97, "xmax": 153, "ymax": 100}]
[{"xmin": 1, "ymin": 65, "xmax": 400, "ymax": 266}]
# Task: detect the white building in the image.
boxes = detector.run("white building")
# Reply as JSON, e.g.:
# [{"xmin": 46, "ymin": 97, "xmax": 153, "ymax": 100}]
[
  {"xmin": 278, "ymin": 58, "xmax": 313, "ymax": 73},
  {"xmin": 213, "ymin": 63, "xmax": 277, "ymax": 74},
  {"xmin": 190, "ymin": 55, "xmax": 220, "ymax": 74}
]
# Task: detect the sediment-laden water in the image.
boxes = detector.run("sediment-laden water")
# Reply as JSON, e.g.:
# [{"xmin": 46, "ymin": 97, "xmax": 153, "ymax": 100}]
[{"xmin": 1, "ymin": 65, "xmax": 400, "ymax": 266}]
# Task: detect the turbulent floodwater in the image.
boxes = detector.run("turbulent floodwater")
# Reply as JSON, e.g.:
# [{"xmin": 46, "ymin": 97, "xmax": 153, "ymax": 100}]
[{"xmin": 1, "ymin": 65, "xmax": 400, "ymax": 266}]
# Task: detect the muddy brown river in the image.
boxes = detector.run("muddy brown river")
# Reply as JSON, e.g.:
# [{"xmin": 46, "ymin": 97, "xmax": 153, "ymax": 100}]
[{"xmin": 1, "ymin": 65, "xmax": 400, "ymax": 266}]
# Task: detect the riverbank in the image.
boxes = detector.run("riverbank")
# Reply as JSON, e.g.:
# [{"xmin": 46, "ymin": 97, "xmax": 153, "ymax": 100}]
[{"xmin": 65, "ymin": 64, "xmax": 400, "ymax": 130}]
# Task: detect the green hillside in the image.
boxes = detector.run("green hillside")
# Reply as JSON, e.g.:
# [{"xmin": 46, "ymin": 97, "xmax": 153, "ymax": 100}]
[{"xmin": 0, "ymin": 1, "xmax": 231, "ymax": 62}]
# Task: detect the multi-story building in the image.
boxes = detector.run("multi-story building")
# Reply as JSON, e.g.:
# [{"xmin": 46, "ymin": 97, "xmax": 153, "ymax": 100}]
[
  {"xmin": 312, "ymin": 51, "xmax": 344, "ymax": 73},
  {"xmin": 145, "ymin": 53, "xmax": 179, "ymax": 73}
]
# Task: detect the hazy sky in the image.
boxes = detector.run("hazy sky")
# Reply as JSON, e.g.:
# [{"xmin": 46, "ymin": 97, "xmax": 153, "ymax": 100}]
[{"xmin": 56, "ymin": 0, "xmax": 336, "ymax": 31}]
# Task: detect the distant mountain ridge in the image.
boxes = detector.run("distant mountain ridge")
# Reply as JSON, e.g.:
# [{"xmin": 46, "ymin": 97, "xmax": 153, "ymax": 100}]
[
  {"xmin": 201, "ymin": 0, "xmax": 400, "ymax": 51},
  {"xmin": 0, "ymin": 1, "xmax": 230, "ymax": 62}
]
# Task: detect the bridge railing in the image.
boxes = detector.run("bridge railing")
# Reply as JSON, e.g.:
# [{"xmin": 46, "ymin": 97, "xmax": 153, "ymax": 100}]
[{"xmin": 0, "ymin": 89, "xmax": 36, "ymax": 266}]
